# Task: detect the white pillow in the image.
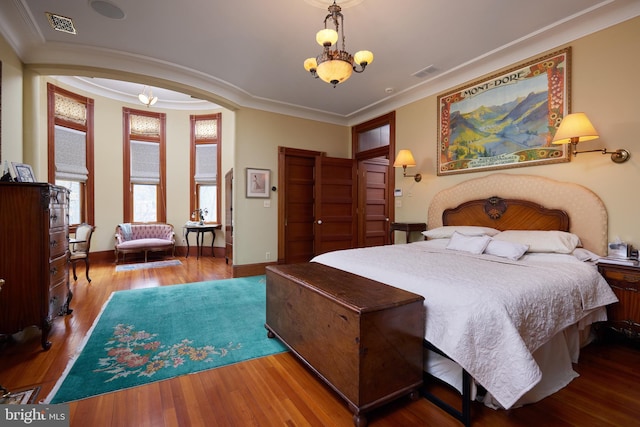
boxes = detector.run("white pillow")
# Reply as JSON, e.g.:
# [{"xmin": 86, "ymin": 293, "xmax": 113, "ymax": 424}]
[
  {"xmin": 484, "ymin": 239, "xmax": 529, "ymax": 260},
  {"xmin": 446, "ymin": 232, "xmax": 492, "ymax": 254},
  {"xmin": 572, "ymin": 248, "xmax": 600, "ymax": 262},
  {"xmin": 423, "ymin": 226, "xmax": 500, "ymax": 240},
  {"xmin": 492, "ymin": 230, "xmax": 582, "ymax": 254}
]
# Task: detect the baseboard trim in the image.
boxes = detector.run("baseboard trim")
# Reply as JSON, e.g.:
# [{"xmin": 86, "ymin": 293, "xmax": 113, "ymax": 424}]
[
  {"xmin": 89, "ymin": 247, "xmax": 225, "ymax": 263},
  {"xmin": 232, "ymin": 261, "xmax": 278, "ymax": 278}
]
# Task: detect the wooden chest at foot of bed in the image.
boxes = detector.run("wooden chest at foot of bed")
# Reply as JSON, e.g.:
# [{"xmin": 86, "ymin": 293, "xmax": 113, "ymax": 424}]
[{"xmin": 265, "ymin": 263, "xmax": 425, "ymax": 427}]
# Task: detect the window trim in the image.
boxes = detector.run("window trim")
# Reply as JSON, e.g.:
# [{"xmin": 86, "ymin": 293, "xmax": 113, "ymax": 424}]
[
  {"xmin": 47, "ymin": 83, "xmax": 95, "ymax": 230},
  {"xmin": 190, "ymin": 113, "xmax": 222, "ymax": 224},
  {"xmin": 123, "ymin": 108, "xmax": 167, "ymax": 223}
]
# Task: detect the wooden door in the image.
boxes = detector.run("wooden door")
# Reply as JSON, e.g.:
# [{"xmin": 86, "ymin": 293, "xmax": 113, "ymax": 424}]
[
  {"xmin": 280, "ymin": 151, "xmax": 317, "ymax": 264},
  {"xmin": 224, "ymin": 169, "xmax": 233, "ymax": 264},
  {"xmin": 314, "ymin": 156, "xmax": 356, "ymax": 255},
  {"xmin": 358, "ymin": 158, "xmax": 391, "ymax": 247},
  {"xmin": 278, "ymin": 148, "xmax": 356, "ymax": 263}
]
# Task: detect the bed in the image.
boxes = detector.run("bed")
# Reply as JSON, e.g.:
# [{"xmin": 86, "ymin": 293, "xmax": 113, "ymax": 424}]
[{"xmin": 311, "ymin": 173, "xmax": 618, "ymax": 425}]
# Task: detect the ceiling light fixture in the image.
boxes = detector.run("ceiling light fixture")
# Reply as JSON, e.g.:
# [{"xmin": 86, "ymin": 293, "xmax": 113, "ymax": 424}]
[
  {"xmin": 303, "ymin": 1, "xmax": 373, "ymax": 87},
  {"xmin": 138, "ymin": 86, "xmax": 158, "ymax": 107}
]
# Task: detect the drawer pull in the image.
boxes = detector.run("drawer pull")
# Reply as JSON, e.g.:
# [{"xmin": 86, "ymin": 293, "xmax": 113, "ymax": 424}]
[
  {"xmin": 51, "ymin": 213, "xmax": 58, "ymax": 222},
  {"xmin": 50, "ymin": 267, "xmax": 58, "ymax": 276},
  {"xmin": 50, "ymin": 240, "xmax": 58, "ymax": 248},
  {"xmin": 622, "ymin": 274, "xmax": 640, "ymax": 283}
]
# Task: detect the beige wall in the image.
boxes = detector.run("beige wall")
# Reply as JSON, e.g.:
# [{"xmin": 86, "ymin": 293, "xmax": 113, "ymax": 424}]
[
  {"xmin": 393, "ymin": 16, "xmax": 640, "ymax": 247},
  {"xmin": 234, "ymin": 108, "xmax": 350, "ymax": 264},
  {"xmin": 0, "ymin": 31, "xmax": 23, "ymax": 164}
]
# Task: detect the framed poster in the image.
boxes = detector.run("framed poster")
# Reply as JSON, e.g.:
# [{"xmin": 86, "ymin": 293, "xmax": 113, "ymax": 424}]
[
  {"xmin": 246, "ymin": 168, "xmax": 270, "ymax": 198},
  {"xmin": 437, "ymin": 48, "xmax": 571, "ymax": 175}
]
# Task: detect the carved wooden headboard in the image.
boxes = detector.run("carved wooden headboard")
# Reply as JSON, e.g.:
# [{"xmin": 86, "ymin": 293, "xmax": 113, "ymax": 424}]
[
  {"xmin": 443, "ymin": 197, "xmax": 569, "ymax": 231},
  {"xmin": 428, "ymin": 174, "xmax": 608, "ymax": 255}
]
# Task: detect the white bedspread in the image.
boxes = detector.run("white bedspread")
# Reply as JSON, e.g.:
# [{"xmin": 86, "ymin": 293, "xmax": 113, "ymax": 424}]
[{"xmin": 312, "ymin": 240, "xmax": 618, "ymax": 409}]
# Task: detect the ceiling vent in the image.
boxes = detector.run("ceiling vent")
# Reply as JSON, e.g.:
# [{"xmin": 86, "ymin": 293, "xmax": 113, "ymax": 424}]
[
  {"xmin": 412, "ymin": 65, "xmax": 437, "ymax": 79},
  {"xmin": 45, "ymin": 12, "xmax": 77, "ymax": 35}
]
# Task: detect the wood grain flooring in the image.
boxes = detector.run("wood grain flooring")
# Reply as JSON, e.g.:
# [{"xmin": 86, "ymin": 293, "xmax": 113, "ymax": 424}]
[{"xmin": 1, "ymin": 256, "xmax": 639, "ymax": 426}]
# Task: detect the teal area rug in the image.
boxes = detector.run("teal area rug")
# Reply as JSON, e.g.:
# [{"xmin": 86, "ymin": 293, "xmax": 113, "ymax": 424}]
[
  {"xmin": 115, "ymin": 259, "xmax": 182, "ymax": 272},
  {"xmin": 46, "ymin": 276, "xmax": 286, "ymax": 403}
]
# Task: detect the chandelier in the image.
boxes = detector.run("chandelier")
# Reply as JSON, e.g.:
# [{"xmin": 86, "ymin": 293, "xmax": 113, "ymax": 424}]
[
  {"xmin": 138, "ymin": 86, "xmax": 158, "ymax": 107},
  {"xmin": 303, "ymin": 1, "xmax": 373, "ymax": 87}
]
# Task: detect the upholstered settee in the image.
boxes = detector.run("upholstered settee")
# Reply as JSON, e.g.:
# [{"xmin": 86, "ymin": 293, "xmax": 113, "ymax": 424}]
[{"xmin": 114, "ymin": 223, "xmax": 175, "ymax": 263}]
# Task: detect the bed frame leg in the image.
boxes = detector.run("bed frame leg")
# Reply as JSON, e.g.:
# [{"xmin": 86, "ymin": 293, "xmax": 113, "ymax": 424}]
[{"xmin": 422, "ymin": 340, "xmax": 473, "ymax": 426}]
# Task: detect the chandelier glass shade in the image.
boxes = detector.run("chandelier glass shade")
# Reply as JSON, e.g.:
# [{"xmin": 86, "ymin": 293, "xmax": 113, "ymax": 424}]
[{"xmin": 303, "ymin": 1, "xmax": 373, "ymax": 87}]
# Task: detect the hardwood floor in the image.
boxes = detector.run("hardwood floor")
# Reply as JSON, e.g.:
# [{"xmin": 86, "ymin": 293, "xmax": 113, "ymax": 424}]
[{"xmin": 1, "ymin": 256, "xmax": 639, "ymax": 426}]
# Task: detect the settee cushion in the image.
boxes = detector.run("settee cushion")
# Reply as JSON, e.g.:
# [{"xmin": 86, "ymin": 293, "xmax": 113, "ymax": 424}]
[{"xmin": 116, "ymin": 238, "xmax": 174, "ymax": 250}]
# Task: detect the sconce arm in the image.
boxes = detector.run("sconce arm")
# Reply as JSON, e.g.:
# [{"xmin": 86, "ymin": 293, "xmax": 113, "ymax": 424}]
[{"xmin": 570, "ymin": 142, "xmax": 630, "ymax": 163}]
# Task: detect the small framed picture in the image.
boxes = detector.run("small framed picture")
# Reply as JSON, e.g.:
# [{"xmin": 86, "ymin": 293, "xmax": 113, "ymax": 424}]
[
  {"xmin": 246, "ymin": 168, "xmax": 270, "ymax": 198},
  {"xmin": 11, "ymin": 162, "xmax": 36, "ymax": 183}
]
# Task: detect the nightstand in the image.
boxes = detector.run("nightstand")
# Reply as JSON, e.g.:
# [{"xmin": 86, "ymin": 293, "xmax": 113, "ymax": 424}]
[
  {"xmin": 390, "ymin": 222, "xmax": 426, "ymax": 244},
  {"xmin": 597, "ymin": 263, "xmax": 640, "ymax": 340}
]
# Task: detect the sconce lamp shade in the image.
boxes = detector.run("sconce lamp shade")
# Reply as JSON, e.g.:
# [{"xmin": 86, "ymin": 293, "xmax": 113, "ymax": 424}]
[
  {"xmin": 551, "ymin": 112, "xmax": 599, "ymax": 145},
  {"xmin": 393, "ymin": 149, "xmax": 417, "ymax": 168}
]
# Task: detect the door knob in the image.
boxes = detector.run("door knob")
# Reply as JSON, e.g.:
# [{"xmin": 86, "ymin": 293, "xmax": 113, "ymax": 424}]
[{"xmin": 317, "ymin": 220, "xmax": 322, "ymax": 224}]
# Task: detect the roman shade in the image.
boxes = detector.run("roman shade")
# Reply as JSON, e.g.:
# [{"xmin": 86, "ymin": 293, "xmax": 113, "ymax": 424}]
[{"xmin": 54, "ymin": 125, "xmax": 88, "ymax": 181}]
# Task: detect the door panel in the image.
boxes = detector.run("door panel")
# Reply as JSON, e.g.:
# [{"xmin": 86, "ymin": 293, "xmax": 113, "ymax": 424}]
[
  {"xmin": 314, "ymin": 156, "xmax": 356, "ymax": 255},
  {"xmin": 358, "ymin": 158, "xmax": 390, "ymax": 247},
  {"xmin": 284, "ymin": 155, "xmax": 315, "ymax": 263}
]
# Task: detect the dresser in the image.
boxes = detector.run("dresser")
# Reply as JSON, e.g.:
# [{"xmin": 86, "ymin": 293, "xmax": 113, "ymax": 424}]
[
  {"xmin": 265, "ymin": 263, "xmax": 424, "ymax": 427},
  {"xmin": 0, "ymin": 183, "xmax": 72, "ymax": 350},
  {"xmin": 597, "ymin": 263, "xmax": 640, "ymax": 340}
]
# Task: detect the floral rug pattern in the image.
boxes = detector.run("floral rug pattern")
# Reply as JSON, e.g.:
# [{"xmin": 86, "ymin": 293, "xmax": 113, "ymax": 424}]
[
  {"xmin": 46, "ymin": 276, "xmax": 287, "ymax": 404},
  {"xmin": 95, "ymin": 323, "xmax": 241, "ymax": 382}
]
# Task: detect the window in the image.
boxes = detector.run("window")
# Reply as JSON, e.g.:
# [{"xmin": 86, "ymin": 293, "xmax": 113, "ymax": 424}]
[
  {"xmin": 123, "ymin": 108, "xmax": 166, "ymax": 223},
  {"xmin": 47, "ymin": 84, "xmax": 95, "ymax": 228},
  {"xmin": 190, "ymin": 113, "xmax": 221, "ymax": 223},
  {"xmin": 352, "ymin": 111, "xmax": 394, "ymax": 158}
]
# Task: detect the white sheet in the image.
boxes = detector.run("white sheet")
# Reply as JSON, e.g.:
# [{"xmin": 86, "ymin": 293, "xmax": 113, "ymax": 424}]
[{"xmin": 312, "ymin": 240, "xmax": 618, "ymax": 409}]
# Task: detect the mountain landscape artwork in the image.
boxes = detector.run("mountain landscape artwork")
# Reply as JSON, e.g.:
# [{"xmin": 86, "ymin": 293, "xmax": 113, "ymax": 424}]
[{"xmin": 438, "ymin": 49, "xmax": 570, "ymax": 175}]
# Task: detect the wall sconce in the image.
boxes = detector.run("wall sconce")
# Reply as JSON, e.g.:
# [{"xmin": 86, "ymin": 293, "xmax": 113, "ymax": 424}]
[
  {"xmin": 393, "ymin": 149, "xmax": 422, "ymax": 182},
  {"xmin": 551, "ymin": 112, "xmax": 630, "ymax": 163}
]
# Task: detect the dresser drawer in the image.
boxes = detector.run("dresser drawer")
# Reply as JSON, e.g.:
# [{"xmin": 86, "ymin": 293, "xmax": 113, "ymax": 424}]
[
  {"xmin": 49, "ymin": 229, "xmax": 69, "ymax": 259},
  {"xmin": 49, "ymin": 279, "xmax": 69, "ymax": 318},
  {"xmin": 599, "ymin": 266, "xmax": 640, "ymax": 290},
  {"xmin": 49, "ymin": 254, "xmax": 68, "ymax": 287},
  {"xmin": 49, "ymin": 186, "xmax": 69, "ymax": 207},
  {"xmin": 49, "ymin": 205, "xmax": 68, "ymax": 229}
]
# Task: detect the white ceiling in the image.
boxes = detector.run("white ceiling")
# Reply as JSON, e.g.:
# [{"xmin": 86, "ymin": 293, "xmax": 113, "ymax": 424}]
[{"xmin": 1, "ymin": 0, "xmax": 639, "ymax": 125}]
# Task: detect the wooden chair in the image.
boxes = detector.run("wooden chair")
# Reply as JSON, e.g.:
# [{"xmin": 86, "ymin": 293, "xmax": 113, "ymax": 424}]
[{"xmin": 70, "ymin": 223, "xmax": 95, "ymax": 282}]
